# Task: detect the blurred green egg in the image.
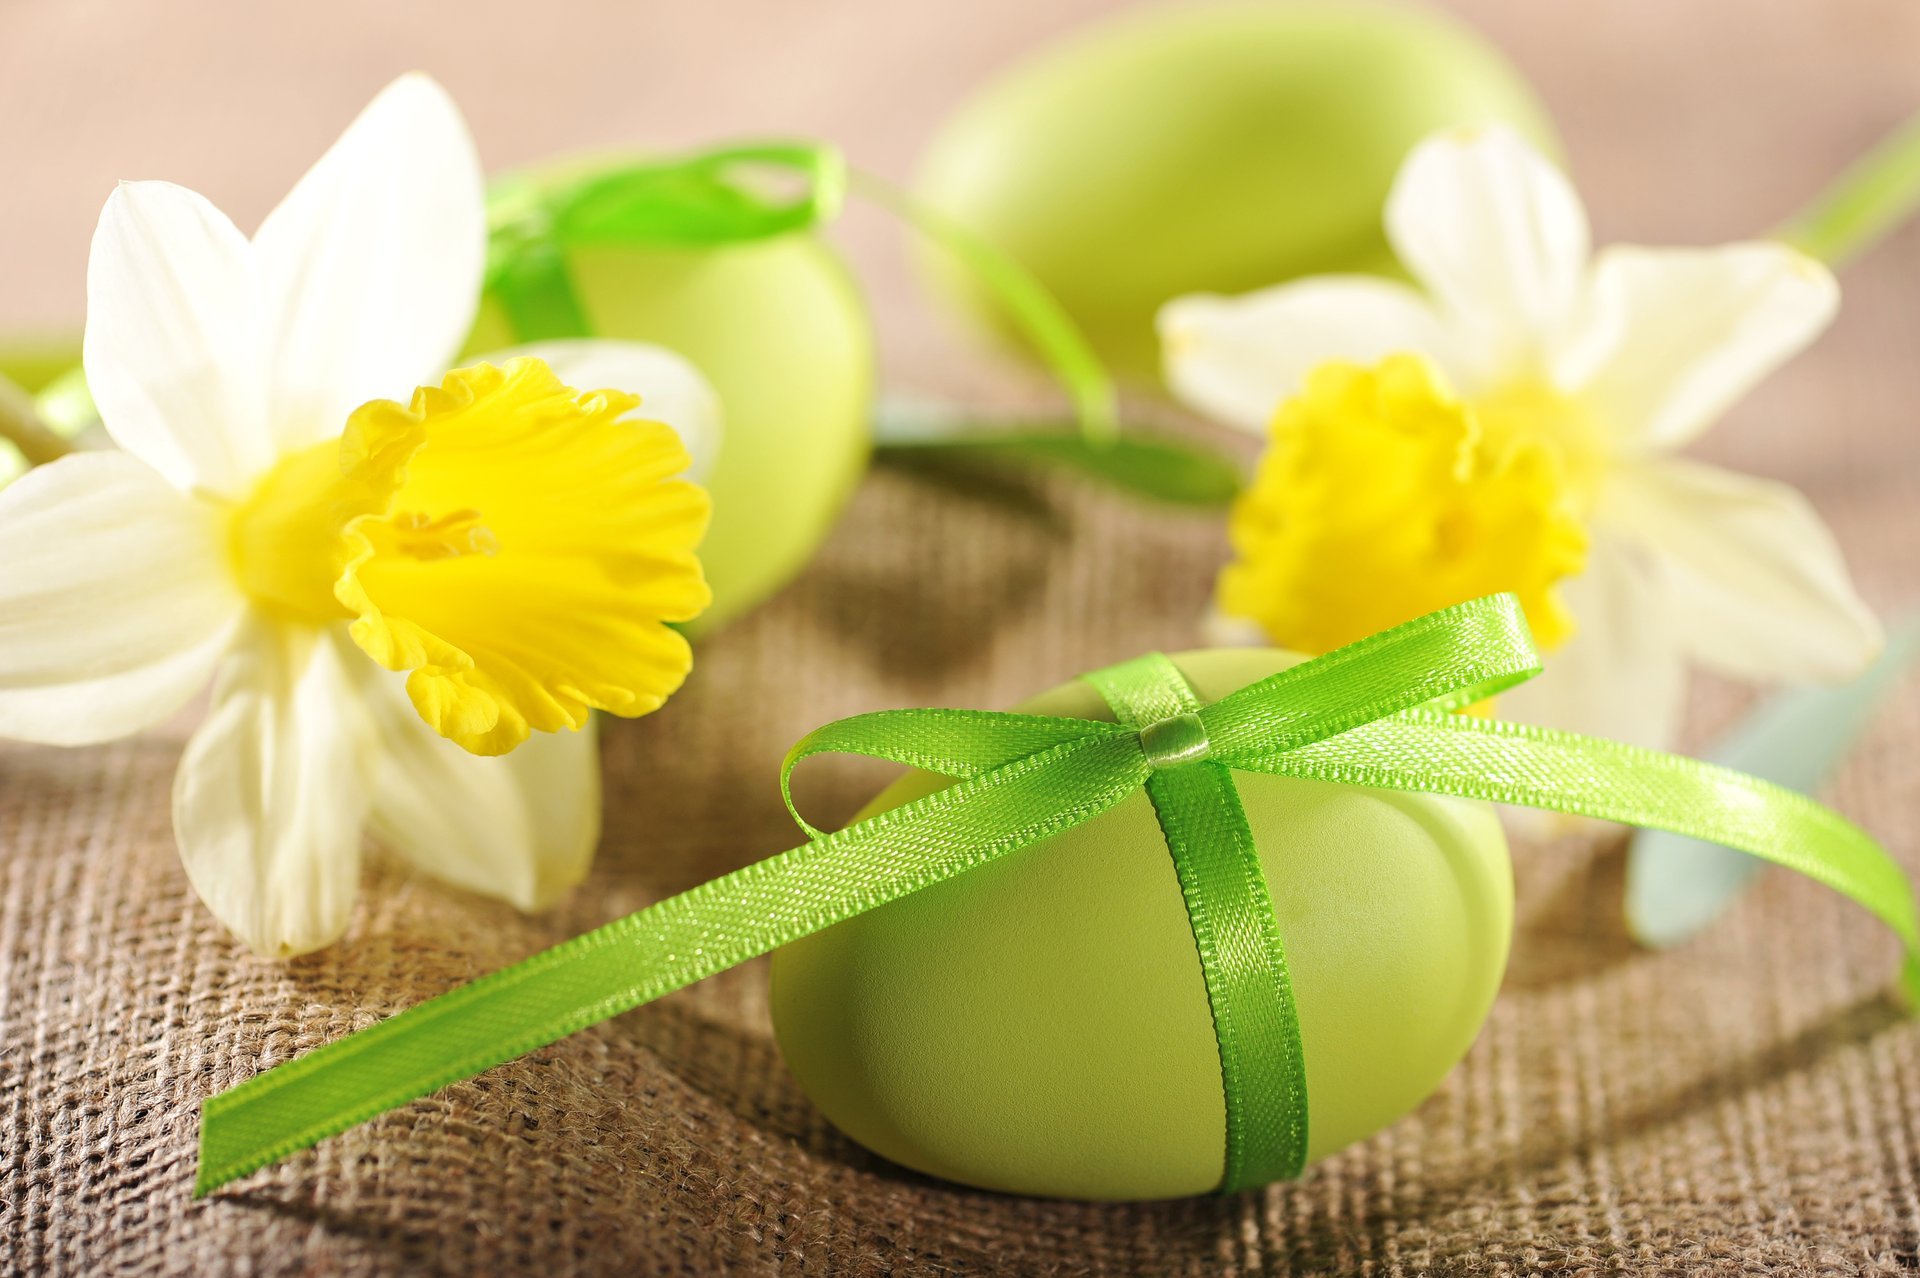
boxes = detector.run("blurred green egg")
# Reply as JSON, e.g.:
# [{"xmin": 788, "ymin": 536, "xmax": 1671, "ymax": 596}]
[
  {"xmin": 914, "ymin": 0, "xmax": 1556, "ymax": 379},
  {"xmin": 0, "ymin": 340, "xmax": 105, "ymax": 488},
  {"xmin": 467, "ymin": 213, "xmax": 874, "ymax": 631},
  {"xmin": 770, "ymin": 647, "xmax": 1512, "ymax": 1199}
]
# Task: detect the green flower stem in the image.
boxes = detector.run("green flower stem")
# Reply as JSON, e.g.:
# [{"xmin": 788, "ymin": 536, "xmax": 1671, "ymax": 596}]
[
  {"xmin": 874, "ymin": 410, "xmax": 1246, "ymax": 508},
  {"xmin": 0, "ymin": 370, "xmax": 72, "ymax": 468},
  {"xmin": 1777, "ymin": 108, "xmax": 1920, "ymax": 268}
]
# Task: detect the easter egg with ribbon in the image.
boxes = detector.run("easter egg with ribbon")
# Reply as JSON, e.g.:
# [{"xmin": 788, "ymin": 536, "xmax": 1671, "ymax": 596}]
[
  {"xmin": 769, "ymin": 646, "xmax": 1510, "ymax": 1198},
  {"xmin": 193, "ymin": 597, "xmax": 1920, "ymax": 1200}
]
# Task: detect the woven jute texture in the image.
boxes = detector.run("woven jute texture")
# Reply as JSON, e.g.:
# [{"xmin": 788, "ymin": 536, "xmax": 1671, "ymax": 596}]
[
  {"xmin": 5, "ymin": 385, "xmax": 1920, "ymax": 1277},
  {"xmin": 5, "ymin": 4, "xmax": 1920, "ymax": 1274}
]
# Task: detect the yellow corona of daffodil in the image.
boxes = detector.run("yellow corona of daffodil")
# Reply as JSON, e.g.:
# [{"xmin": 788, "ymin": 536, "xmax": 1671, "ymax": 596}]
[
  {"xmin": 1163, "ymin": 126, "xmax": 1880, "ymax": 751},
  {"xmin": 0, "ymin": 75, "xmax": 716, "ymax": 956},
  {"xmin": 1218, "ymin": 353, "xmax": 1592, "ymax": 657}
]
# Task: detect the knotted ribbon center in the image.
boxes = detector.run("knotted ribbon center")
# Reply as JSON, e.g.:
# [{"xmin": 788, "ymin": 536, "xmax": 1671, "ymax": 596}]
[{"xmin": 1139, "ymin": 711, "xmax": 1212, "ymax": 770}]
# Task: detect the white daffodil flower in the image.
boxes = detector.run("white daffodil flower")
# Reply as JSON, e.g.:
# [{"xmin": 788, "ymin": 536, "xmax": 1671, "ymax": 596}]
[
  {"xmin": 0, "ymin": 74, "xmax": 718, "ymax": 956},
  {"xmin": 1162, "ymin": 125, "xmax": 1880, "ymax": 752}
]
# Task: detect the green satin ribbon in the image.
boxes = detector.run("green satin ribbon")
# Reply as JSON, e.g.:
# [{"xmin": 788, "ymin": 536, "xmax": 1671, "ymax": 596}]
[
  {"xmin": 1085, "ymin": 653, "xmax": 1307, "ymax": 1189},
  {"xmin": 194, "ymin": 595, "xmax": 1920, "ymax": 1197},
  {"xmin": 485, "ymin": 140, "xmax": 1116, "ymax": 444}
]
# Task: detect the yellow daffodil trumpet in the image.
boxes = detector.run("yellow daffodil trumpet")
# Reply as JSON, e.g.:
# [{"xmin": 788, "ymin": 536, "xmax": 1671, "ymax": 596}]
[
  {"xmin": 236, "ymin": 358, "xmax": 710, "ymax": 756},
  {"xmin": 1220, "ymin": 354, "xmax": 1589, "ymax": 658}
]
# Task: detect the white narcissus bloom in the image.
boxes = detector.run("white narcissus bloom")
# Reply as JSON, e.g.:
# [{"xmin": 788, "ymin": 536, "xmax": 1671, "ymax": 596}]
[
  {"xmin": 1161, "ymin": 125, "xmax": 1880, "ymax": 752},
  {"xmin": 0, "ymin": 74, "xmax": 719, "ymax": 956}
]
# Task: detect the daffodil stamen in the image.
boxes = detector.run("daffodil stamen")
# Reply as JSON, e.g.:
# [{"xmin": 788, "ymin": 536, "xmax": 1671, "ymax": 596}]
[{"xmin": 387, "ymin": 508, "xmax": 500, "ymax": 561}]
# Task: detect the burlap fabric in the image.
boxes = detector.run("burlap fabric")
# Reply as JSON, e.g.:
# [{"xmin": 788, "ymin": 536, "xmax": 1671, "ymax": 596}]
[{"xmin": 6, "ymin": 3, "xmax": 1920, "ymax": 1274}]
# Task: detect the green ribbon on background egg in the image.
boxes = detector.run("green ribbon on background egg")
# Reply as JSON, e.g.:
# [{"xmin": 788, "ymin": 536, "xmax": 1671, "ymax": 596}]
[
  {"xmin": 486, "ymin": 143, "xmax": 850, "ymax": 340},
  {"xmin": 193, "ymin": 594, "xmax": 1920, "ymax": 1197},
  {"xmin": 484, "ymin": 139, "xmax": 1117, "ymax": 446}
]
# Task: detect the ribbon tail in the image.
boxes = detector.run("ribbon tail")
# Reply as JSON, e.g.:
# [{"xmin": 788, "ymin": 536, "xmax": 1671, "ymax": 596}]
[
  {"xmin": 1084, "ymin": 653, "xmax": 1309, "ymax": 1190},
  {"xmin": 848, "ymin": 170, "xmax": 1117, "ymax": 447},
  {"xmin": 780, "ymin": 707, "xmax": 1124, "ymax": 836},
  {"xmin": 1239, "ymin": 710, "xmax": 1920, "ymax": 995},
  {"xmin": 195, "ymin": 733, "xmax": 1149, "ymax": 1197},
  {"xmin": 1146, "ymin": 760, "xmax": 1309, "ymax": 1189}
]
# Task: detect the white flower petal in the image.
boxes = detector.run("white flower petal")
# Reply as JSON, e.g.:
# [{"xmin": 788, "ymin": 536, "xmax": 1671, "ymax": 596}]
[
  {"xmin": 1159, "ymin": 279, "xmax": 1460, "ymax": 432},
  {"xmin": 1499, "ymin": 532, "xmax": 1688, "ymax": 753},
  {"xmin": 1604, "ymin": 458, "xmax": 1880, "ymax": 683},
  {"xmin": 254, "ymin": 73, "xmax": 486, "ymax": 454},
  {"xmin": 356, "ymin": 666, "xmax": 600, "ymax": 911},
  {"xmin": 1384, "ymin": 126, "xmax": 1589, "ymax": 381},
  {"xmin": 0, "ymin": 452, "xmax": 241, "ymax": 744},
  {"xmin": 84, "ymin": 181, "xmax": 270, "ymax": 497},
  {"xmin": 1201, "ymin": 604, "xmax": 1270, "ymax": 649},
  {"xmin": 488, "ymin": 339, "xmax": 724, "ymax": 483},
  {"xmin": 1557, "ymin": 243, "xmax": 1838, "ymax": 452},
  {"xmin": 174, "ymin": 623, "xmax": 376, "ymax": 956}
]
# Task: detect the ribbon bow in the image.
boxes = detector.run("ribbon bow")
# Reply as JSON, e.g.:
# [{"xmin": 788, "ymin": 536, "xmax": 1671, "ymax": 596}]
[{"xmin": 195, "ymin": 595, "xmax": 1920, "ymax": 1196}]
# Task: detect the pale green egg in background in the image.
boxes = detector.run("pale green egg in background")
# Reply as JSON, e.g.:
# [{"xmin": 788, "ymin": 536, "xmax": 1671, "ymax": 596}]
[
  {"xmin": 466, "ymin": 229, "xmax": 875, "ymax": 632},
  {"xmin": 913, "ymin": 0, "xmax": 1557, "ymax": 380},
  {"xmin": 771, "ymin": 647, "xmax": 1514, "ymax": 1200}
]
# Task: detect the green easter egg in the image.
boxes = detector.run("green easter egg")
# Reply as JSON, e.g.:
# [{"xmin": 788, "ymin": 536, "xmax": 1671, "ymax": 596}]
[
  {"xmin": 769, "ymin": 647, "xmax": 1512, "ymax": 1199},
  {"xmin": 467, "ymin": 230, "xmax": 874, "ymax": 631},
  {"xmin": 913, "ymin": 0, "xmax": 1556, "ymax": 379}
]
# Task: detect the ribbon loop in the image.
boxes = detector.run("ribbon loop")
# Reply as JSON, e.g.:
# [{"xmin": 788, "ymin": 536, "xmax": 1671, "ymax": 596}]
[
  {"xmin": 484, "ymin": 141, "xmax": 844, "ymax": 342},
  {"xmin": 1198, "ymin": 595, "xmax": 1540, "ymax": 765},
  {"xmin": 779, "ymin": 708, "xmax": 1127, "ymax": 838},
  {"xmin": 544, "ymin": 142, "xmax": 846, "ymax": 248}
]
